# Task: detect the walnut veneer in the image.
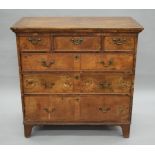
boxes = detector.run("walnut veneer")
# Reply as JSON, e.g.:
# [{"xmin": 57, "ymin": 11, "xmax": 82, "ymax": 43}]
[{"xmin": 11, "ymin": 17, "xmax": 143, "ymax": 138}]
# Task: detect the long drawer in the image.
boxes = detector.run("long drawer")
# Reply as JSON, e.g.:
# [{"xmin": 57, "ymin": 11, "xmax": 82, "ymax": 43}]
[
  {"xmin": 23, "ymin": 73, "xmax": 132, "ymax": 93},
  {"xmin": 24, "ymin": 95, "xmax": 130, "ymax": 123},
  {"xmin": 21, "ymin": 53, "xmax": 133, "ymax": 72}
]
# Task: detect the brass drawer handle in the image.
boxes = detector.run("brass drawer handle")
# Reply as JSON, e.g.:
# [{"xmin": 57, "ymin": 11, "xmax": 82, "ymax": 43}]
[
  {"xmin": 99, "ymin": 81, "xmax": 111, "ymax": 89},
  {"xmin": 40, "ymin": 59, "xmax": 55, "ymax": 67},
  {"xmin": 41, "ymin": 80, "xmax": 55, "ymax": 89},
  {"xmin": 71, "ymin": 38, "xmax": 83, "ymax": 45},
  {"xmin": 75, "ymin": 98, "xmax": 80, "ymax": 102},
  {"xmin": 64, "ymin": 82, "xmax": 72, "ymax": 88},
  {"xmin": 25, "ymin": 79, "xmax": 34, "ymax": 86},
  {"xmin": 98, "ymin": 59, "xmax": 114, "ymax": 67},
  {"xmin": 44, "ymin": 108, "xmax": 50, "ymax": 113},
  {"xmin": 28, "ymin": 36, "xmax": 41, "ymax": 45},
  {"xmin": 25, "ymin": 79, "xmax": 36, "ymax": 88},
  {"xmin": 44, "ymin": 108, "xmax": 56, "ymax": 113},
  {"xmin": 112, "ymin": 38, "xmax": 126, "ymax": 45},
  {"xmin": 118, "ymin": 107, "xmax": 125, "ymax": 114},
  {"xmin": 98, "ymin": 60, "xmax": 105, "ymax": 65},
  {"xmin": 99, "ymin": 106, "xmax": 111, "ymax": 113}
]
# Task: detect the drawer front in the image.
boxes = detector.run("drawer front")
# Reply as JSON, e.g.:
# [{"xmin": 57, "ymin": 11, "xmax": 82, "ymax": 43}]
[
  {"xmin": 21, "ymin": 53, "xmax": 80, "ymax": 71},
  {"xmin": 19, "ymin": 34, "xmax": 50, "ymax": 51},
  {"xmin": 81, "ymin": 53, "xmax": 133, "ymax": 71},
  {"xmin": 54, "ymin": 36, "xmax": 101, "ymax": 51},
  {"xmin": 80, "ymin": 95, "xmax": 130, "ymax": 123},
  {"xmin": 104, "ymin": 36, "xmax": 135, "ymax": 51},
  {"xmin": 23, "ymin": 73, "xmax": 131, "ymax": 93},
  {"xmin": 21, "ymin": 53, "xmax": 133, "ymax": 72},
  {"xmin": 80, "ymin": 73, "xmax": 132, "ymax": 93},
  {"xmin": 23, "ymin": 73, "xmax": 80, "ymax": 93},
  {"xmin": 25, "ymin": 96, "xmax": 49, "ymax": 121},
  {"xmin": 24, "ymin": 95, "xmax": 77, "ymax": 122},
  {"xmin": 24, "ymin": 95, "xmax": 130, "ymax": 123}
]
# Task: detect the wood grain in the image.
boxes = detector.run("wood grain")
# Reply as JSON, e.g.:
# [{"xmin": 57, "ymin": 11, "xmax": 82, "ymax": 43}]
[
  {"xmin": 21, "ymin": 53, "xmax": 133, "ymax": 72},
  {"xmin": 10, "ymin": 17, "xmax": 143, "ymax": 138},
  {"xmin": 23, "ymin": 73, "xmax": 132, "ymax": 93},
  {"xmin": 24, "ymin": 95, "xmax": 130, "ymax": 123},
  {"xmin": 11, "ymin": 17, "xmax": 143, "ymax": 32}
]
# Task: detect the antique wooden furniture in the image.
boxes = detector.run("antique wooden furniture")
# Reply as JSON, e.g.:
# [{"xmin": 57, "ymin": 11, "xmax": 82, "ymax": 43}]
[{"xmin": 11, "ymin": 17, "xmax": 143, "ymax": 138}]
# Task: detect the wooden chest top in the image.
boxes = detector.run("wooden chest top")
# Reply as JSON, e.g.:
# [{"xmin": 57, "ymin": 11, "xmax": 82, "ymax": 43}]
[{"xmin": 11, "ymin": 17, "xmax": 143, "ymax": 32}]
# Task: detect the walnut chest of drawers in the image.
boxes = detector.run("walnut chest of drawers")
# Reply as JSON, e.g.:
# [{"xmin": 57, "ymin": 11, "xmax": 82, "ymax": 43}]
[{"xmin": 11, "ymin": 17, "xmax": 143, "ymax": 138}]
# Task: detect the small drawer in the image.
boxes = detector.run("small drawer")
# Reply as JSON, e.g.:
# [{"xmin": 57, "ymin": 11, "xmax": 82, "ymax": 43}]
[
  {"xmin": 104, "ymin": 36, "xmax": 135, "ymax": 51},
  {"xmin": 54, "ymin": 35, "xmax": 101, "ymax": 51},
  {"xmin": 19, "ymin": 33, "xmax": 50, "ymax": 51}
]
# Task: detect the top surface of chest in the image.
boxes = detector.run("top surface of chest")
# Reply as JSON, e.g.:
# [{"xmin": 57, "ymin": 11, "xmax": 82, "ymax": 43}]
[{"xmin": 11, "ymin": 17, "xmax": 143, "ymax": 33}]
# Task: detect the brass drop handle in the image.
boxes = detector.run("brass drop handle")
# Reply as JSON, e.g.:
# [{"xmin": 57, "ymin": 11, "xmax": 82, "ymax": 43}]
[
  {"xmin": 99, "ymin": 106, "xmax": 111, "ymax": 113},
  {"xmin": 99, "ymin": 81, "xmax": 111, "ymax": 89},
  {"xmin": 25, "ymin": 79, "xmax": 36, "ymax": 88},
  {"xmin": 75, "ymin": 98, "xmax": 80, "ymax": 102},
  {"xmin": 25, "ymin": 79, "xmax": 34, "ymax": 85},
  {"xmin": 71, "ymin": 37, "xmax": 83, "ymax": 45},
  {"xmin": 41, "ymin": 59, "xmax": 55, "ymax": 67},
  {"xmin": 116, "ymin": 106, "xmax": 127, "ymax": 116},
  {"xmin": 44, "ymin": 108, "xmax": 50, "ymax": 113},
  {"xmin": 98, "ymin": 60, "xmax": 105, "ymax": 65},
  {"xmin": 64, "ymin": 82, "xmax": 72, "ymax": 88},
  {"xmin": 112, "ymin": 38, "xmax": 126, "ymax": 45},
  {"xmin": 118, "ymin": 107, "xmax": 125, "ymax": 114},
  {"xmin": 44, "ymin": 108, "xmax": 56, "ymax": 113},
  {"xmin": 28, "ymin": 36, "xmax": 41, "ymax": 45},
  {"xmin": 98, "ymin": 59, "xmax": 114, "ymax": 67},
  {"xmin": 104, "ymin": 59, "xmax": 114, "ymax": 67},
  {"xmin": 41, "ymin": 81, "xmax": 55, "ymax": 89}
]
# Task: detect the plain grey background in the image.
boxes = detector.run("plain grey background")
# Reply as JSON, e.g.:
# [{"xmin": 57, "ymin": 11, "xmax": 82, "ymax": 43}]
[{"xmin": 0, "ymin": 9, "xmax": 155, "ymax": 144}]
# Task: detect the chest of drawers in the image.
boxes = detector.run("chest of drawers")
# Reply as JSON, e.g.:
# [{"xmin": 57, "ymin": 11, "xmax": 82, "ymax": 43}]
[{"xmin": 11, "ymin": 17, "xmax": 143, "ymax": 138}]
